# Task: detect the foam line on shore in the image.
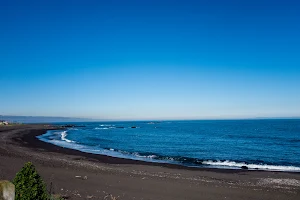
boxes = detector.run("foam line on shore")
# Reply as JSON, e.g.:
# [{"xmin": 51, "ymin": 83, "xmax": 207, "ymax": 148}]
[{"xmin": 202, "ymin": 160, "xmax": 300, "ymax": 172}]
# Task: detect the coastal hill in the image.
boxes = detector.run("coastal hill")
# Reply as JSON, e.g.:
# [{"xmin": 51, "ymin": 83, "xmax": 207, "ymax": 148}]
[{"xmin": 0, "ymin": 115, "xmax": 95, "ymax": 124}]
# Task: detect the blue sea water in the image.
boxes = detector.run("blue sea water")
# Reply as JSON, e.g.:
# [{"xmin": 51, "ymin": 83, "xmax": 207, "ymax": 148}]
[{"xmin": 37, "ymin": 120, "xmax": 300, "ymax": 172}]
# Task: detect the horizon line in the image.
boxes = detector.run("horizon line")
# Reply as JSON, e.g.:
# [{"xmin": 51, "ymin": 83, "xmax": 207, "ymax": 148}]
[{"xmin": 1, "ymin": 115, "xmax": 300, "ymax": 122}]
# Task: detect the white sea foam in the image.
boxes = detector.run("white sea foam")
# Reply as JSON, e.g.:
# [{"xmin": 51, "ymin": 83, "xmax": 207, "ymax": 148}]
[
  {"xmin": 132, "ymin": 152, "xmax": 157, "ymax": 159},
  {"xmin": 202, "ymin": 160, "xmax": 300, "ymax": 172},
  {"xmin": 146, "ymin": 155, "xmax": 157, "ymax": 159},
  {"xmin": 95, "ymin": 127, "xmax": 109, "ymax": 130},
  {"xmin": 60, "ymin": 131, "xmax": 74, "ymax": 143},
  {"xmin": 95, "ymin": 127, "xmax": 116, "ymax": 130}
]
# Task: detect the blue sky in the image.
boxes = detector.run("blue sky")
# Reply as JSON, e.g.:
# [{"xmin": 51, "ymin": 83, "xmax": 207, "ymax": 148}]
[{"xmin": 0, "ymin": 0, "xmax": 299, "ymax": 120}]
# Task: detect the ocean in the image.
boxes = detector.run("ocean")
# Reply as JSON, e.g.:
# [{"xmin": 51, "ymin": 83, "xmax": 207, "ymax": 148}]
[{"xmin": 37, "ymin": 119, "xmax": 300, "ymax": 172}]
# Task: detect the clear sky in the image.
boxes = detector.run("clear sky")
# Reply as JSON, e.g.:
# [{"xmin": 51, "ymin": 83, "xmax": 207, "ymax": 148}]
[{"xmin": 0, "ymin": 0, "xmax": 300, "ymax": 120}]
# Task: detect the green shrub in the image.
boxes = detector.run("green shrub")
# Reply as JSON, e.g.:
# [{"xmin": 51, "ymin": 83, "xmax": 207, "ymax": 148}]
[{"xmin": 13, "ymin": 162, "xmax": 49, "ymax": 200}]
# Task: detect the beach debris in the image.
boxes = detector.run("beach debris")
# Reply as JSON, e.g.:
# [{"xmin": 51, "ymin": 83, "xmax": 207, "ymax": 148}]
[
  {"xmin": 0, "ymin": 180, "xmax": 15, "ymax": 200},
  {"xmin": 104, "ymin": 194, "xmax": 119, "ymax": 200},
  {"xmin": 72, "ymin": 190, "xmax": 81, "ymax": 197},
  {"xmin": 75, "ymin": 175, "xmax": 88, "ymax": 180}
]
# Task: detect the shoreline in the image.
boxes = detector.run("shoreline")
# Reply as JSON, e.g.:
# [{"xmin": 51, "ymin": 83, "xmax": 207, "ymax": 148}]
[
  {"xmin": 36, "ymin": 126, "xmax": 300, "ymax": 173},
  {"xmin": 19, "ymin": 125, "xmax": 210, "ymax": 170},
  {"xmin": 1, "ymin": 124, "xmax": 300, "ymax": 199},
  {"xmin": 26, "ymin": 126, "xmax": 241, "ymax": 171}
]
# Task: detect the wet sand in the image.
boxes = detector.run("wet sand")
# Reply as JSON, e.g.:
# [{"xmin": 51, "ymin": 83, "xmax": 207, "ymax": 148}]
[{"xmin": 0, "ymin": 124, "xmax": 299, "ymax": 199}]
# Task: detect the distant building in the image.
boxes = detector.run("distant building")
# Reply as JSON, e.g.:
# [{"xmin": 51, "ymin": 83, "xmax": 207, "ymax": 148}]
[{"xmin": 0, "ymin": 120, "xmax": 9, "ymax": 125}]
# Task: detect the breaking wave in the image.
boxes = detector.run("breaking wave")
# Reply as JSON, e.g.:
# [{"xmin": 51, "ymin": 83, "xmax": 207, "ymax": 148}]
[
  {"xmin": 60, "ymin": 131, "xmax": 74, "ymax": 143},
  {"xmin": 202, "ymin": 160, "xmax": 300, "ymax": 172}
]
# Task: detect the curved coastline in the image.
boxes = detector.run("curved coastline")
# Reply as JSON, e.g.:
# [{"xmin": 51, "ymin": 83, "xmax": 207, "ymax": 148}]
[
  {"xmin": 37, "ymin": 127, "xmax": 300, "ymax": 172},
  {"xmin": 1, "ymin": 124, "xmax": 300, "ymax": 200},
  {"xmin": 15, "ymin": 125, "xmax": 241, "ymax": 172},
  {"xmin": 4, "ymin": 124, "xmax": 212, "ymax": 170},
  {"xmin": 1, "ymin": 124, "xmax": 298, "ymax": 173},
  {"xmin": 22, "ymin": 126, "xmax": 190, "ymax": 168}
]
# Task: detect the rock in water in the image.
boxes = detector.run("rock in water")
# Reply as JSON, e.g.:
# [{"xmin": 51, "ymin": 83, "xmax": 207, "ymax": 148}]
[
  {"xmin": 0, "ymin": 180, "xmax": 15, "ymax": 200},
  {"xmin": 241, "ymin": 166, "xmax": 248, "ymax": 170}
]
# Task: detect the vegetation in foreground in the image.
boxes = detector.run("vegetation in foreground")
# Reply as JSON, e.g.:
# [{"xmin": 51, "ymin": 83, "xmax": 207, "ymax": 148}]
[
  {"xmin": 13, "ymin": 162, "xmax": 63, "ymax": 200},
  {"xmin": 12, "ymin": 162, "xmax": 120, "ymax": 199}
]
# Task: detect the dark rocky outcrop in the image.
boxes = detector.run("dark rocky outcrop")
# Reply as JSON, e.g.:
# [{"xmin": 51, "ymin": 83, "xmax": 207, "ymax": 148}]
[
  {"xmin": 241, "ymin": 166, "xmax": 248, "ymax": 170},
  {"xmin": 61, "ymin": 124, "xmax": 86, "ymax": 128}
]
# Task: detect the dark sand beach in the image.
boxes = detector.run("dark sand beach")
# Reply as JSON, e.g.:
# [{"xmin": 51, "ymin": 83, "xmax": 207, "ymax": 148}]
[{"xmin": 0, "ymin": 125, "xmax": 300, "ymax": 200}]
